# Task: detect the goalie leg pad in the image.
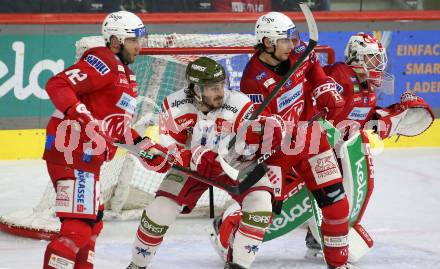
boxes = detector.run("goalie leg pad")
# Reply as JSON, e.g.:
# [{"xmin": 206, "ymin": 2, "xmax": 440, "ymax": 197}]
[
  {"xmin": 348, "ymin": 223, "xmax": 374, "ymax": 263},
  {"xmin": 44, "ymin": 219, "xmax": 93, "ymax": 269},
  {"xmin": 231, "ymin": 190, "xmax": 272, "ymax": 268},
  {"xmin": 131, "ymin": 196, "xmax": 180, "ymax": 267}
]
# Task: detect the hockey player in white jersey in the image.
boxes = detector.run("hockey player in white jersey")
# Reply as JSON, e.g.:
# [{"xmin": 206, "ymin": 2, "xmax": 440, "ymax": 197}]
[{"xmin": 127, "ymin": 57, "xmax": 283, "ymax": 269}]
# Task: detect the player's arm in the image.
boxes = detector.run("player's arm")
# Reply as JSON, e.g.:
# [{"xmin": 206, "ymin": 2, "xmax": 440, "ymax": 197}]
[
  {"xmin": 371, "ymin": 90, "xmax": 434, "ymax": 139},
  {"xmin": 306, "ymin": 52, "xmax": 345, "ymax": 119}
]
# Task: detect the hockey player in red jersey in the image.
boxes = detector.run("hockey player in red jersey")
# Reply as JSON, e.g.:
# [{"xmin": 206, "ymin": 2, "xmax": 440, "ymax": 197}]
[
  {"xmin": 212, "ymin": 11, "xmax": 351, "ymax": 269},
  {"xmin": 42, "ymin": 11, "xmax": 147, "ymax": 269},
  {"xmin": 126, "ymin": 57, "xmax": 283, "ymax": 269},
  {"xmin": 304, "ymin": 32, "xmax": 435, "ymax": 263}
]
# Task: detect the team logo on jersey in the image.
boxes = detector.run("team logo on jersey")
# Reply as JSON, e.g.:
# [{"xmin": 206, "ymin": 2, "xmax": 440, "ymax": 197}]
[
  {"xmin": 84, "ymin": 54, "xmax": 110, "ymax": 75},
  {"xmin": 256, "ymin": 71, "xmax": 267, "ymax": 81},
  {"xmin": 276, "ymin": 83, "xmax": 303, "ymax": 112},
  {"xmin": 247, "ymin": 94, "xmax": 263, "ymax": 104},
  {"xmin": 116, "ymin": 92, "xmax": 137, "ymax": 114},
  {"xmin": 309, "ymin": 150, "xmax": 342, "ymax": 185},
  {"xmin": 348, "ymin": 107, "xmax": 371, "ymax": 120},
  {"xmin": 263, "ymin": 78, "xmax": 276, "ymax": 88}
]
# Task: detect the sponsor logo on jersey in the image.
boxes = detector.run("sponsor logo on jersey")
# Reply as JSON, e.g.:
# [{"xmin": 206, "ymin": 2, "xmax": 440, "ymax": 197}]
[
  {"xmin": 263, "ymin": 78, "xmax": 275, "ymax": 88},
  {"xmin": 222, "ymin": 103, "xmax": 238, "ymax": 113},
  {"xmin": 129, "ymin": 74, "xmax": 136, "ymax": 81},
  {"xmin": 117, "ymin": 73, "xmax": 129, "ymax": 87},
  {"xmin": 247, "ymin": 94, "xmax": 263, "ymax": 104},
  {"xmin": 294, "ymin": 44, "xmax": 306, "ymax": 53},
  {"xmin": 347, "ymin": 107, "xmax": 371, "ymax": 120},
  {"xmin": 191, "ymin": 63, "xmax": 207, "ymax": 72},
  {"xmin": 309, "ymin": 149, "xmax": 342, "ymax": 185},
  {"xmin": 285, "ymin": 79, "xmax": 292, "ymax": 87},
  {"xmin": 276, "ymin": 83, "xmax": 303, "ymax": 112},
  {"xmin": 84, "ymin": 54, "xmax": 110, "ymax": 75},
  {"xmin": 116, "ymin": 92, "xmax": 137, "ymax": 114},
  {"xmin": 117, "ymin": 65, "xmax": 124, "ymax": 72},
  {"xmin": 256, "ymin": 71, "xmax": 267, "ymax": 81},
  {"xmin": 74, "ymin": 170, "xmax": 94, "ymax": 215},
  {"xmin": 364, "ymin": 96, "xmax": 368, "ymax": 104},
  {"xmin": 335, "ymin": 81, "xmax": 343, "ymax": 93},
  {"xmin": 171, "ymin": 98, "xmax": 193, "ymax": 108}
]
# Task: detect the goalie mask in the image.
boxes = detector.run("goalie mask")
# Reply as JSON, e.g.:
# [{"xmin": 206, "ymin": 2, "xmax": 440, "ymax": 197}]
[
  {"xmin": 186, "ymin": 57, "xmax": 227, "ymax": 109},
  {"xmin": 344, "ymin": 33, "xmax": 394, "ymax": 93}
]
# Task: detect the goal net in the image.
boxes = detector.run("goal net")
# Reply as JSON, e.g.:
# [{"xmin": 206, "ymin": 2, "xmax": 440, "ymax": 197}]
[{"xmin": 0, "ymin": 33, "xmax": 335, "ymax": 240}]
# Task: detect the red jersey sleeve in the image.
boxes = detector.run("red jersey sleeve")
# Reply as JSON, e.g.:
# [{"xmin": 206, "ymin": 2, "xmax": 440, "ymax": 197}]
[
  {"xmin": 305, "ymin": 50, "xmax": 334, "ymax": 89},
  {"xmin": 45, "ymin": 47, "xmax": 118, "ymax": 114}
]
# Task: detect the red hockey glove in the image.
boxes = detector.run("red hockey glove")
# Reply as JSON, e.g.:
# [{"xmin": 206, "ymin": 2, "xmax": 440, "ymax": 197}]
[
  {"xmin": 136, "ymin": 138, "xmax": 172, "ymax": 173},
  {"xmin": 189, "ymin": 145, "xmax": 223, "ymax": 179},
  {"xmin": 312, "ymin": 82, "xmax": 345, "ymax": 120},
  {"xmin": 244, "ymin": 115, "xmax": 284, "ymax": 155},
  {"xmin": 65, "ymin": 101, "xmax": 116, "ymax": 147},
  {"xmin": 66, "ymin": 101, "xmax": 97, "ymax": 130}
]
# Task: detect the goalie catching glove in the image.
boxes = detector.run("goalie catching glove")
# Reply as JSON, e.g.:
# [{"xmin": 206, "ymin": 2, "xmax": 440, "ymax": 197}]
[{"xmin": 373, "ymin": 90, "xmax": 434, "ymax": 139}]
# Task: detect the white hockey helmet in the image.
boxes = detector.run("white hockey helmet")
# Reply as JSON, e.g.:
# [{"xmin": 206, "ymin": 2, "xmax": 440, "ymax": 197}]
[
  {"xmin": 102, "ymin": 11, "xmax": 147, "ymax": 44},
  {"xmin": 344, "ymin": 32, "xmax": 392, "ymax": 89},
  {"xmin": 255, "ymin": 12, "xmax": 298, "ymax": 45}
]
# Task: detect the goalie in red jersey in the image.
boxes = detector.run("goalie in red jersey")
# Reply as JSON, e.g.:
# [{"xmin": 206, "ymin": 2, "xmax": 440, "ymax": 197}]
[
  {"xmin": 42, "ymin": 11, "xmax": 147, "ymax": 269},
  {"xmin": 303, "ymin": 32, "xmax": 434, "ymax": 264}
]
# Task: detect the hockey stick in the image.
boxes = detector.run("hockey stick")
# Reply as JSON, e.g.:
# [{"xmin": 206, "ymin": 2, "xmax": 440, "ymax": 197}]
[
  {"xmin": 220, "ymin": 2, "xmax": 319, "ymax": 190},
  {"xmin": 114, "ymin": 141, "xmax": 244, "ymax": 195}
]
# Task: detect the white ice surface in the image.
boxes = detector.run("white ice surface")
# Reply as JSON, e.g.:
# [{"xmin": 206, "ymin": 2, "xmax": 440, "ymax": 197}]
[{"xmin": 1, "ymin": 148, "xmax": 440, "ymax": 269}]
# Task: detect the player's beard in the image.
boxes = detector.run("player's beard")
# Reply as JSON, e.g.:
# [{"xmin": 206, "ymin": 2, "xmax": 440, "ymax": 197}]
[
  {"xmin": 117, "ymin": 45, "xmax": 135, "ymax": 65},
  {"xmin": 202, "ymin": 95, "xmax": 223, "ymax": 110}
]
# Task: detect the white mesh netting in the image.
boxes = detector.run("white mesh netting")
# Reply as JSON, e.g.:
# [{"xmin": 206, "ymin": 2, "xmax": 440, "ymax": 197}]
[{"xmin": 0, "ymin": 33, "xmax": 334, "ymax": 239}]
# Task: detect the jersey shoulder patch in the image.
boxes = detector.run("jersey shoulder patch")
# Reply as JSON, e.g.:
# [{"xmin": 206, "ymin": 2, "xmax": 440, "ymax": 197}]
[{"xmin": 82, "ymin": 47, "xmax": 120, "ymax": 76}]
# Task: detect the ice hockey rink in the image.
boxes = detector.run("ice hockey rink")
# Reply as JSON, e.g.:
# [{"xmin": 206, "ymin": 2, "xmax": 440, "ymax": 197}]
[{"xmin": 1, "ymin": 147, "xmax": 440, "ymax": 269}]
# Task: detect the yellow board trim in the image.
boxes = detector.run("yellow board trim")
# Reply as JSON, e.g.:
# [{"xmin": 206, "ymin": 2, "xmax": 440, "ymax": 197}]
[{"xmin": 0, "ymin": 121, "xmax": 439, "ymax": 160}]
